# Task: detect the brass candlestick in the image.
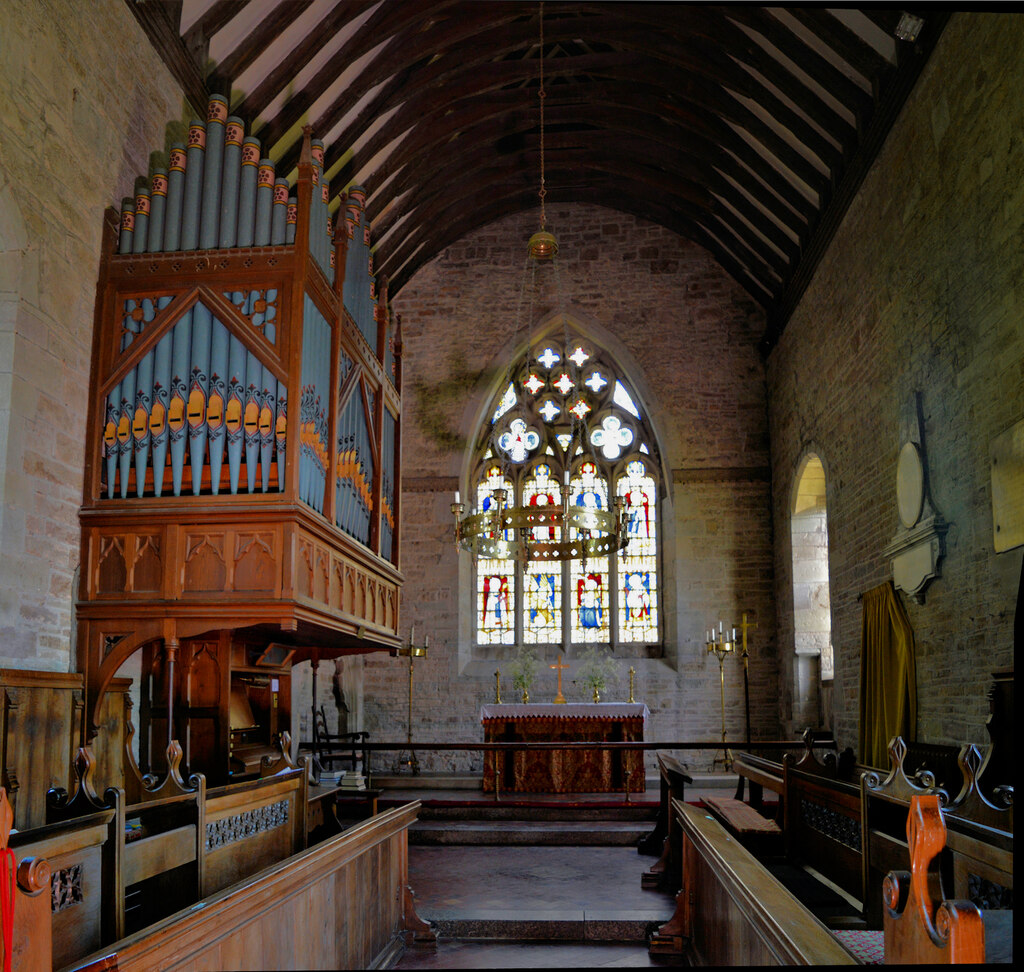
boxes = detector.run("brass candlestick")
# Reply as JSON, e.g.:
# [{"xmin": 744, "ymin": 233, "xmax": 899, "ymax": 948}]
[
  {"xmin": 495, "ymin": 669, "xmax": 502, "ymax": 704},
  {"xmin": 628, "ymin": 666, "xmax": 635, "ymax": 703},
  {"xmin": 394, "ymin": 626, "xmax": 428, "ymax": 774},
  {"xmin": 705, "ymin": 623, "xmax": 735, "ymax": 772}
]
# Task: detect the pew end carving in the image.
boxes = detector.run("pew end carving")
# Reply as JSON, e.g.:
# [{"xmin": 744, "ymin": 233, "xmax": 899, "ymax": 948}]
[{"xmin": 882, "ymin": 795, "xmax": 985, "ymax": 964}]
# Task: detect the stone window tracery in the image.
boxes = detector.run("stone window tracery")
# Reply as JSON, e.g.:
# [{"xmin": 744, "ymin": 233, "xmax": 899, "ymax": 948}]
[{"xmin": 470, "ymin": 329, "xmax": 662, "ymax": 650}]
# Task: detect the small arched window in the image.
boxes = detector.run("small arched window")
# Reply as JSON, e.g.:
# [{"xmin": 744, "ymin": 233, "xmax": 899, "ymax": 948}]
[
  {"xmin": 471, "ymin": 327, "xmax": 661, "ymax": 649},
  {"xmin": 791, "ymin": 454, "xmax": 833, "ymax": 680}
]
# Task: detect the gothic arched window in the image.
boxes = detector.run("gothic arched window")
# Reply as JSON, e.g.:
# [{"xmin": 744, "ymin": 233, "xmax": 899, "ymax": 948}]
[{"xmin": 471, "ymin": 328, "xmax": 661, "ymax": 650}]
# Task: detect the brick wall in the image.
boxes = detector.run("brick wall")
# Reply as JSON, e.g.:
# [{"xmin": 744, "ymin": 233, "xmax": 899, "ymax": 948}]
[
  {"xmin": 366, "ymin": 205, "xmax": 779, "ymax": 772},
  {"xmin": 767, "ymin": 12, "xmax": 1023, "ymax": 755},
  {"xmin": 0, "ymin": 0, "xmax": 183, "ymax": 669}
]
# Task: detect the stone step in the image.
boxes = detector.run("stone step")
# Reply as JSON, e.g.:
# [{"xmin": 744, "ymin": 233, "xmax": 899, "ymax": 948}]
[
  {"xmin": 409, "ymin": 818, "xmax": 651, "ymax": 846},
  {"xmin": 390, "ymin": 800, "xmax": 657, "ymax": 823},
  {"xmin": 424, "ymin": 911, "xmax": 661, "ymax": 943}
]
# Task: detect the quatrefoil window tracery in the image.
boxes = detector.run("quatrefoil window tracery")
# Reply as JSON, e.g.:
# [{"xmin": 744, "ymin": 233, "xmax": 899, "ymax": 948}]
[
  {"xmin": 498, "ymin": 417, "xmax": 541, "ymax": 462},
  {"xmin": 537, "ymin": 347, "xmax": 561, "ymax": 370},
  {"xmin": 591, "ymin": 413, "xmax": 634, "ymax": 460}
]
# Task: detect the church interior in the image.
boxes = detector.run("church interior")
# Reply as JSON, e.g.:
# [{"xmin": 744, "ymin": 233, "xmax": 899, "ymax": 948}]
[{"xmin": 0, "ymin": 2, "xmax": 1019, "ymax": 968}]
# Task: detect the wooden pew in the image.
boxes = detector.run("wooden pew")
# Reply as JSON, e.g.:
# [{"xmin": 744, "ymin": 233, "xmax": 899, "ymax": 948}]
[
  {"xmin": 203, "ymin": 747, "xmax": 309, "ymax": 898},
  {"xmin": 732, "ymin": 748, "xmax": 785, "ymax": 815},
  {"xmin": 45, "ymin": 737, "xmax": 312, "ymax": 941},
  {"xmin": 3, "ymin": 782, "xmax": 55, "ymax": 970},
  {"xmin": 639, "ymin": 753, "xmax": 691, "ymax": 889},
  {"xmin": 704, "ymin": 734, "xmax": 851, "ymax": 865},
  {"xmin": 652, "ymin": 798, "xmax": 859, "ymax": 964},
  {"xmin": 862, "ymin": 735, "xmax": 1013, "ymax": 958},
  {"xmin": 65, "ymin": 803, "xmax": 434, "ymax": 971},
  {"xmin": 883, "ymin": 794, "xmax": 986, "ymax": 963},
  {"xmin": 779, "ymin": 743, "xmax": 866, "ymax": 919}
]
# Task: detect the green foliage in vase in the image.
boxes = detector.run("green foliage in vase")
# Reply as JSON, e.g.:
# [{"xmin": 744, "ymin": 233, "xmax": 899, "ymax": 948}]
[
  {"xmin": 509, "ymin": 646, "xmax": 538, "ymax": 695},
  {"xmin": 576, "ymin": 645, "xmax": 617, "ymax": 694}
]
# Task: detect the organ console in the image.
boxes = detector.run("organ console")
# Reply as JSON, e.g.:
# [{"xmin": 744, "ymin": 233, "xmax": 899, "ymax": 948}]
[{"xmin": 77, "ymin": 95, "xmax": 403, "ymax": 782}]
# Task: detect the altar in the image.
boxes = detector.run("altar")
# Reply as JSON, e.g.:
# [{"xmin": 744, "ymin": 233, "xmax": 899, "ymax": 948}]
[{"xmin": 480, "ymin": 702, "xmax": 649, "ymax": 793}]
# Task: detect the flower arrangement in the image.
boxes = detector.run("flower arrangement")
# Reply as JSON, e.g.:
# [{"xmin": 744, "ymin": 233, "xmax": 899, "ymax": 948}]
[
  {"xmin": 509, "ymin": 646, "xmax": 538, "ymax": 702},
  {"xmin": 576, "ymin": 645, "xmax": 617, "ymax": 702}
]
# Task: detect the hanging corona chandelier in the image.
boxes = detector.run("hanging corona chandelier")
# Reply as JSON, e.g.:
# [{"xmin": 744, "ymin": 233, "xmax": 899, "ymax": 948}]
[{"xmin": 450, "ymin": 3, "xmax": 629, "ymax": 565}]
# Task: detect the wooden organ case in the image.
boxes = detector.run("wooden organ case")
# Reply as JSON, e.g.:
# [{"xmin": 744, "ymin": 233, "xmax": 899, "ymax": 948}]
[{"xmin": 78, "ymin": 95, "xmax": 403, "ymax": 783}]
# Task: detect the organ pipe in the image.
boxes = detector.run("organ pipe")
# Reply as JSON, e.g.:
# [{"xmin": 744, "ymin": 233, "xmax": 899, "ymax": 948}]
[{"xmin": 94, "ymin": 95, "xmax": 399, "ymax": 565}]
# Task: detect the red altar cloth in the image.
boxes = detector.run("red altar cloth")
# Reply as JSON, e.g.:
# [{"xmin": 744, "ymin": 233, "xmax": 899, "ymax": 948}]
[{"xmin": 480, "ymin": 702, "xmax": 648, "ymax": 793}]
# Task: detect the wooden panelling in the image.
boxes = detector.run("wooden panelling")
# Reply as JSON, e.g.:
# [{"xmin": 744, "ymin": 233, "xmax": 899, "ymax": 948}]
[
  {"xmin": 124, "ymin": 825, "xmax": 198, "ymax": 886},
  {"xmin": 69, "ymin": 803, "xmax": 426, "ymax": 971},
  {"xmin": 0, "ymin": 671, "xmax": 87, "ymax": 830}
]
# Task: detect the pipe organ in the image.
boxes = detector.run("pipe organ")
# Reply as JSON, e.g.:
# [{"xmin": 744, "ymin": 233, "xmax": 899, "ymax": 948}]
[{"xmin": 78, "ymin": 96, "xmax": 403, "ymax": 781}]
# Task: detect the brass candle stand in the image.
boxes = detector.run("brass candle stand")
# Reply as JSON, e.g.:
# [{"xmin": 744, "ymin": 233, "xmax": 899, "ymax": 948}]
[
  {"xmin": 393, "ymin": 626, "xmax": 428, "ymax": 774},
  {"xmin": 705, "ymin": 624, "xmax": 735, "ymax": 772}
]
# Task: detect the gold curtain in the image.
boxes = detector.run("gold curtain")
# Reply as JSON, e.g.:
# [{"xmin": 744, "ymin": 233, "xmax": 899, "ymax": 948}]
[{"xmin": 859, "ymin": 581, "xmax": 917, "ymax": 768}]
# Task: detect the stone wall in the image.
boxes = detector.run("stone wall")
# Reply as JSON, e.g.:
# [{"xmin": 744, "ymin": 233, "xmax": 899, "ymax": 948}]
[
  {"xmin": 366, "ymin": 205, "xmax": 778, "ymax": 773},
  {"xmin": 767, "ymin": 12, "xmax": 1023, "ymax": 755},
  {"xmin": 0, "ymin": 0, "xmax": 184, "ymax": 669}
]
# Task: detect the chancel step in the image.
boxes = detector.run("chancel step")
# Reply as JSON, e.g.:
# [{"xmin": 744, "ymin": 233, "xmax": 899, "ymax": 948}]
[{"xmin": 408, "ymin": 818, "xmax": 653, "ymax": 847}]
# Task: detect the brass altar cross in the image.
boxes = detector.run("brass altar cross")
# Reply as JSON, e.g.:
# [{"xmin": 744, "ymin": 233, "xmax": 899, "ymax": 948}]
[{"xmin": 550, "ymin": 658, "xmax": 569, "ymax": 703}]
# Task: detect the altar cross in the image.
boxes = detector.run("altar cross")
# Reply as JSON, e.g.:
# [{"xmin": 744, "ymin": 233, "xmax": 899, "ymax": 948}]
[{"xmin": 550, "ymin": 658, "xmax": 569, "ymax": 704}]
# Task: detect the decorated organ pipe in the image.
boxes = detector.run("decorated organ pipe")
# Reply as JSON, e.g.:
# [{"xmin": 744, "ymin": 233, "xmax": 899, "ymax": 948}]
[{"xmin": 91, "ymin": 95, "xmax": 400, "ymax": 566}]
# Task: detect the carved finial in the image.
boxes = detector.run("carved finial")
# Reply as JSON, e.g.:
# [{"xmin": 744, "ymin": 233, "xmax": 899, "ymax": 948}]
[
  {"xmin": 958, "ymin": 743, "xmax": 984, "ymax": 789},
  {"xmin": 890, "ymin": 735, "xmax": 908, "ymax": 772},
  {"xmin": 165, "ymin": 739, "xmax": 189, "ymax": 790},
  {"xmin": 17, "ymin": 855, "xmax": 51, "ymax": 895},
  {"xmin": 74, "ymin": 747, "xmax": 99, "ymax": 796}
]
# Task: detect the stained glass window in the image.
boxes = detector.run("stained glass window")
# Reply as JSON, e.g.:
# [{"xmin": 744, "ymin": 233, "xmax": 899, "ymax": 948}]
[
  {"xmin": 471, "ymin": 329, "xmax": 661, "ymax": 650},
  {"xmin": 569, "ymin": 461, "xmax": 610, "ymax": 644},
  {"xmin": 476, "ymin": 466, "xmax": 516, "ymax": 645},
  {"xmin": 523, "ymin": 463, "xmax": 562, "ymax": 644},
  {"xmin": 617, "ymin": 460, "xmax": 659, "ymax": 643}
]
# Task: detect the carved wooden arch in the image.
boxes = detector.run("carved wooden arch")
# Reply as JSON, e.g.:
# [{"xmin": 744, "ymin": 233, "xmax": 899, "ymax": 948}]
[{"xmin": 82, "ymin": 616, "xmax": 221, "ymax": 742}]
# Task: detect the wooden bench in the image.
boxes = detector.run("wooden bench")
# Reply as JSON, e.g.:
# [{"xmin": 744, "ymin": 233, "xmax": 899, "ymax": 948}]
[
  {"xmin": 861, "ymin": 735, "xmax": 1013, "ymax": 950},
  {"xmin": 703, "ymin": 794, "xmax": 782, "ymax": 857},
  {"xmin": 781, "ymin": 744, "xmax": 866, "ymax": 922},
  {"xmin": 639, "ymin": 753, "xmax": 691, "ymax": 889},
  {"xmin": 651, "ymin": 788, "xmax": 1010, "ymax": 964},
  {"xmin": 732, "ymin": 748, "xmax": 785, "ymax": 814},
  {"xmin": 12, "ymin": 798, "xmax": 434, "ymax": 971},
  {"xmin": 651, "ymin": 798, "xmax": 860, "ymax": 963},
  {"xmin": 5, "ymin": 786, "xmax": 116, "ymax": 972}
]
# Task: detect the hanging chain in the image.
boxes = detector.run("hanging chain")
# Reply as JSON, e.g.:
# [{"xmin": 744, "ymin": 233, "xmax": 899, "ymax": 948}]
[{"xmin": 538, "ymin": 1, "xmax": 547, "ymax": 230}]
